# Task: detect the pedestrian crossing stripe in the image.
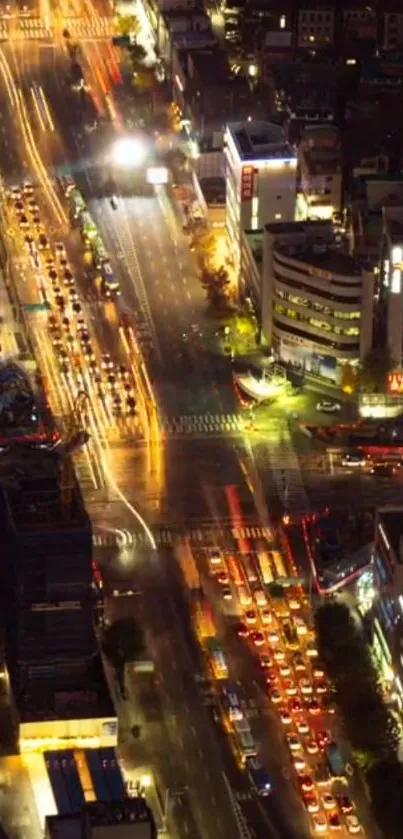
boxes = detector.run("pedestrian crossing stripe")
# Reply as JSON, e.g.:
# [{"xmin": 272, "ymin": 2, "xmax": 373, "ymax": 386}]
[
  {"xmin": 92, "ymin": 525, "xmax": 272, "ymax": 549},
  {"xmin": 161, "ymin": 414, "xmax": 244, "ymax": 435}
]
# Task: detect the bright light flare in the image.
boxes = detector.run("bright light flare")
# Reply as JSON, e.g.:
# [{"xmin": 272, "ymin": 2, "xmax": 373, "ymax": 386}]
[{"xmin": 112, "ymin": 136, "xmax": 147, "ymax": 167}]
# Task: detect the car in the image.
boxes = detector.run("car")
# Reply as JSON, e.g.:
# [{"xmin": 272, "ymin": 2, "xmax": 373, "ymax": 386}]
[
  {"xmin": 24, "ymin": 233, "xmax": 34, "ymax": 247},
  {"xmin": 216, "ymin": 571, "xmax": 229, "ymax": 585},
  {"xmin": 287, "ymin": 733, "xmax": 302, "ymax": 752},
  {"xmin": 259, "ymin": 654, "xmax": 272, "ymax": 669},
  {"xmin": 101, "ymin": 353, "xmax": 114, "ymax": 370},
  {"xmin": 68, "ymin": 289, "xmax": 79, "ymax": 303},
  {"xmin": 293, "ymin": 653, "xmax": 306, "ymax": 672},
  {"xmin": 254, "ymin": 589, "xmax": 268, "ymax": 607},
  {"xmin": 54, "ymin": 294, "xmax": 65, "ymax": 309},
  {"xmin": 267, "ymin": 630, "xmax": 280, "ymax": 644},
  {"xmin": 315, "ymin": 681, "xmax": 328, "ymax": 695},
  {"xmin": 294, "ymin": 617, "xmax": 308, "ymax": 636},
  {"xmin": 296, "ymin": 719, "xmax": 310, "ymax": 735},
  {"xmin": 317, "ymin": 730, "xmax": 331, "ymax": 750},
  {"xmin": 306, "ymin": 643, "xmax": 319, "ymax": 659},
  {"xmin": 19, "ymin": 214, "xmax": 29, "ymax": 229},
  {"xmin": 55, "ymin": 242, "xmax": 66, "ymax": 257},
  {"xmin": 82, "ymin": 342, "xmax": 95, "ymax": 360},
  {"xmin": 118, "ymin": 364, "xmax": 130, "ymax": 381},
  {"xmin": 279, "ymin": 663, "xmax": 291, "ymax": 677},
  {"xmin": 370, "ymin": 463, "xmax": 396, "ymax": 477},
  {"xmin": 328, "ymin": 813, "xmax": 342, "ymax": 830},
  {"xmin": 273, "ymin": 648, "xmax": 286, "ymax": 663},
  {"xmin": 61, "ymin": 317, "xmax": 70, "ymax": 331},
  {"xmin": 306, "ymin": 737, "xmax": 319, "ymax": 755},
  {"xmin": 64, "ymin": 268, "xmax": 74, "ymax": 282},
  {"xmin": 303, "ymin": 793, "xmax": 319, "ymax": 814},
  {"xmin": 76, "ymin": 319, "xmax": 87, "ymax": 333},
  {"xmin": 312, "ymin": 665, "xmax": 325, "ymax": 680},
  {"xmin": 237, "ymin": 622, "xmax": 249, "ymax": 639},
  {"xmin": 10, "ymin": 186, "xmax": 22, "ymax": 200},
  {"xmin": 316, "ymin": 400, "xmax": 341, "ymax": 413},
  {"xmin": 80, "ymin": 331, "xmax": 91, "ymax": 344},
  {"xmin": 279, "ymin": 707, "xmax": 292, "ymax": 725},
  {"xmin": 312, "ymin": 813, "xmax": 328, "ymax": 834},
  {"xmin": 338, "ymin": 796, "xmax": 353, "ymax": 815},
  {"xmin": 341, "ymin": 453, "xmax": 367, "ymax": 468},
  {"xmin": 45, "ymin": 256, "xmax": 55, "ymax": 269},
  {"xmin": 283, "ymin": 622, "xmax": 299, "ymax": 650},
  {"xmin": 299, "ymin": 678, "xmax": 313, "ymax": 695},
  {"xmin": 284, "ymin": 680, "xmax": 297, "ymax": 696},
  {"xmin": 251, "ymin": 630, "xmax": 265, "ymax": 646},
  {"xmin": 238, "ymin": 585, "xmax": 252, "ymax": 606},
  {"xmin": 222, "ymin": 586, "xmax": 232, "ymax": 600},
  {"xmin": 322, "ymin": 793, "xmax": 336, "ymax": 811},
  {"xmin": 72, "ymin": 301, "xmax": 82, "ymax": 314},
  {"xmin": 265, "ymin": 670, "xmax": 278, "ymax": 686},
  {"xmin": 14, "ymin": 200, "xmax": 25, "ymax": 214},
  {"xmin": 269, "ymin": 688, "xmax": 282, "ymax": 704},
  {"xmin": 126, "ymin": 397, "xmax": 137, "ymax": 415},
  {"xmin": 27, "ymin": 199, "xmax": 39, "ymax": 213},
  {"xmin": 63, "ymin": 273, "xmax": 75, "ymax": 287},
  {"xmin": 245, "ymin": 610, "xmax": 257, "ymax": 625},
  {"xmin": 345, "ymin": 815, "xmax": 362, "ymax": 834},
  {"xmin": 52, "ymin": 334, "xmax": 63, "ymax": 349},
  {"xmin": 299, "ymin": 774, "xmax": 314, "ymax": 793},
  {"xmin": 293, "ymin": 754, "xmax": 306, "ymax": 772},
  {"xmin": 38, "ymin": 234, "xmax": 49, "ymax": 250},
  {"xmin": 288, "ymin": 597, "xmax": 301, "ymax": 611},
  {"xmin": 261, "ymin": 609, "xmax": 274, "ymax": 625},
  {"xmin": 289, "ymin": 697, "xmax": 303, "ymax": 714},
  {"xmin": 306, "ymin": 698, "xmax": 321, "ymax": 715},
  {"xmin": 32, "ymin": 214, "xmax": 41, "ymax": 228},
  {"xmin": 23, "ymin": 183, "xmax": 34, "ymax": 196},
  {"xmin": 48, "ymin": 268, "xmax": 58, "ymax": 281},
  {"xmin": 58, "ymin": 349, "xmax": 70, "ymax": 364},
  {"xmin": 65, "ymin": 334, "xmax": 76, "ymax": 349}
]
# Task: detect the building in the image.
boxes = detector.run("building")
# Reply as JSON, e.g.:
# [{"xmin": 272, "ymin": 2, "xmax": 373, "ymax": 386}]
[
  {"xmin": 0, "ymin": 444, "xmax": 113, "ymax": 750},
  {"xmin": 371, "ymin": 507, "xmax": 403, "ymax": 710},
  {"xmin": 297, "ymin": 124, "xmax": 342, "ymax": 221},
  {"xmin": 296, "ymin": 1, "xmax": 335, "ymax": 55},
  {"xmin": 172, "ymin": 43, "xmax": 254, "ymax": 138},
  {"xmin": 221, "ymin": 0, "xmax": 293, "ymax": 68},
  {"xmin": 240, "ymin": 220, "xmax": 373, "ymax": 382},
  {"xmin": 46, "ymin": 798, "xmax": 157, "ymax": 839},
  {"xmin": 380, "ymin": 206, "xmax": 403, "ymax": 368},
  {"xmin": 225, "ymin": 120, "xmax": 297, "ymax": 269},
  {"xmin": 381, "ymin": 4, "xmax": 403, "ymax": 51}
]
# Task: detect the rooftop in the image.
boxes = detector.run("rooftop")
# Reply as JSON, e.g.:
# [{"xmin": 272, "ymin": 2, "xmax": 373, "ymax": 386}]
[
  {"xmin": 384, "ymin": 206, "xmax": 403, "ymax": 242},
  {"xmin": 275, "ymin": 243, "xmax": 362, "ymax": 277},
  {"xmin": 187, "ymin": 44, "xmax": 231, "ymax": 84},
  {"xmin": 377, "ymin": 507, "xmax": 403, "ymax": 565},
  {"xmin": 301, "ymin": 146, "xmax": 342, "ymax": 175},
  {"xmin": 0, "ymin": 445, "xmax": 87, "ymax": 531},
  {"xmin": 227, "ymin": 120, "xmax": 294, "ymax": 162},
  {"xmin": 18, "ymin": 654, "xmax": 115, "ymax": 722},
  {"xmin": 47, "ymin": 799, "xmax": 156, "ymax": 839}
]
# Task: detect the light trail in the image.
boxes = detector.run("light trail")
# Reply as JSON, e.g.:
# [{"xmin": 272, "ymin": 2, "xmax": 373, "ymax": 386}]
[
  {"xmin": 30, "ymin": 86, "xmax": 46, "ymax": 132},
  {"xmin": 38, "ymin": 85, "xmax": 55, "ymax": 132}
]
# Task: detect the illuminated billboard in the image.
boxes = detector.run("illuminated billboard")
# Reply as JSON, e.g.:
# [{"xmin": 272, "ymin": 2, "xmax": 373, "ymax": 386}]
[
  {"xmin": 241, "ymin": 166, "xmax": 254, "ymax": 201},
  {"xmin": 388, "ymin": 372, "xmax": 403, "ymax": 394}
]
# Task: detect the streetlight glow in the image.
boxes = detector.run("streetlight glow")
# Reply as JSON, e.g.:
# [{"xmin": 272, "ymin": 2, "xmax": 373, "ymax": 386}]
[{"xmin": 112, "ymin": 137, "xmax": 147, "ymax": 167}]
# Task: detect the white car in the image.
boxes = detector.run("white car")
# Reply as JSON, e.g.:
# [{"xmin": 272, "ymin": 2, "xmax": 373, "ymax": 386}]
[
  {"xmin": 316, "ymin": 400, "xmax": 341, "ymax": 413},
  {"xmin": 312, "ymin": 813, "xmax": 328, "ymax": 834},
  {"xmin": 341, "ymin": 453, "xmax": 367, "ymax": 468},
  {"xmin": 345, "ymin": 815, "xmax": 362, "ymax": 834}
]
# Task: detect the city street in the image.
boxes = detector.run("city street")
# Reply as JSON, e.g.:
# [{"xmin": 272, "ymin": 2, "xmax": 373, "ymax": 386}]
[{"xmin": 0, "ymin": 14, "xmax": 384, "ymax": 839}]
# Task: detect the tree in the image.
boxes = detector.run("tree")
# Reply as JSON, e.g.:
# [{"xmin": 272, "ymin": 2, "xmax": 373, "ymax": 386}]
[
  {"xmin": 201, "ymin": 265, "xmax": 231, "ymax": 312},
  {"xmin": 128, "ymin": 43, "xmax": 147, "ymax": 68},
  {"xmin": 359, "ymin": 345, "xmax": 396, "ymax": 393},
  {"xmin": 116, "ymin": 14, "xmax": 140, "ymax": 38},
  {"xmin": 102, "ymin": 617, "xmax": 145, "ymax": 671}
]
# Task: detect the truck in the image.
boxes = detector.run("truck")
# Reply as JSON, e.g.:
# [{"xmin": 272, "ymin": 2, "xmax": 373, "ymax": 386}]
[{"xmin": 257, "ymin": 551, "xmax": 274, "ymax": 585}]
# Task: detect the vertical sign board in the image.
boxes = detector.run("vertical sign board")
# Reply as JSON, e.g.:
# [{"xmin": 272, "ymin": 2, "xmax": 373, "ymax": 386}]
[{"xmin": 241, "ymin": 166, "xmax": 254, "ymax": 201}]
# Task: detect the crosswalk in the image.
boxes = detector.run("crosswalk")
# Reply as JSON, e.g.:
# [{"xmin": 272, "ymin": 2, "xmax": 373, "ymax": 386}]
[
  {"xmin": 92, "ymin": 524, "xmax": 273, "ymax": 549},
  {"xmin": 0, "ymin": 16, "xmax": 116, "ymax": 41},
  {"xmin": 260, "ymin": 418, "xmax": 311, "ymax": 517},
  {"xmin": 161, "ymin": 413, "xmax": 244, "ymax": 436}
]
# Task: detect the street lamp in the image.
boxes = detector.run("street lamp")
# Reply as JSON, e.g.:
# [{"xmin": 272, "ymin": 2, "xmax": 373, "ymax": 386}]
[{"xmin": 112, "ymin": 137, "xmax": 148, "ymax": 167}]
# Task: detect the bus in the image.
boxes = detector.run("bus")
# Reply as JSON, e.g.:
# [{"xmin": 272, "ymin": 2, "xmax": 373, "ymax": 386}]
[
  {"xmin": 227, "ymin": 556, "xmax": 244, "ymax": 586},
  {"xmin": 271, "ymin": 550, "xmax": 286, "ymax": 579},
  {"xmin": 79, "ymin": 211, "xmax": 98, "ymax": 242},
  {"xmin": 246, "ymin": 757, "xmax": 272, "ymax": 796},
  {"xmin": 221, "ymin": 683, "xmax": 243, "ymax": 721},
  {"xmin": 92, "ymin": 236, "xmax": 108, "ymax": 266},
  {"xmin": 233, "ymin": 717, "xmax": 257, "ymax": 762},
  {"xmin": 207, "ymin": 639, "xmax": 228, "ymax": 680},
  {"xmin": 258, "ymin": 551, "xmax": 274, "ymax": 585},
  {"xmin": 69, "ymin": 188, "xmax": 86, "ymax": 219}
]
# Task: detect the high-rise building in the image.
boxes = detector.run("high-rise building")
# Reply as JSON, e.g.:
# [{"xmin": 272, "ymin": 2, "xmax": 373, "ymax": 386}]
[
  {"xmin": 225, "ymin": 120, "xmax": 297, "ymax": 271},
  {"xmin": 0, "ymin": 444, "xmax": 113, "ymax": 749},
  {"xmin": 380, "ymin": 207, "xmax": 403, "ymax": 367}
]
